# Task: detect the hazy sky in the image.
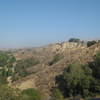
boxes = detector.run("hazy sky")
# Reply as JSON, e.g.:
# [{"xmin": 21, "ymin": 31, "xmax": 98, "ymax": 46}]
[{"xmin": 0, "ymin": 0, "xmax": 100, "ymax": 48}]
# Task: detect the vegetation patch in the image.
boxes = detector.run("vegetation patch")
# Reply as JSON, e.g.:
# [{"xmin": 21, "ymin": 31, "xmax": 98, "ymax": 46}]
[
  {"xmin": 68, "ymin": 38, "xmax": 80, "ymax": 43},
  {"xmin": 12, "ymin": 58, "xmax": 40, "ymax": 81},
  {"xmin": 0, "ymin": 85, "xmax": 42, "ymax": 100},
  {"xmin": 87, "ymin": 41, "xmax": 97, "ymax": 47},
  {"xmin": 49, "ymin": 54, "xmax": 63, "ymax": 66},
  {"xmin": 55, "ymin": 52, "xmax": 100, "ymax": 99},
  {"xmin": 0, "ymin": 51, "xmax": 16, "ymax": 84}
]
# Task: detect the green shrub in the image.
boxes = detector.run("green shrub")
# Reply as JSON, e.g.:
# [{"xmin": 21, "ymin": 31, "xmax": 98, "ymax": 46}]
[
  {"xmin": 21, "ymin": 88, "xmax": 42, "ymax": 100},
  {"xmin": 0, "ymin": 85, "xmax": 21, "ymax": 100},
  {"xmin": 13, "ymin": 58, "xmax": 40, "ymax": 80},
  {"xmin": 0, "ymin": 52, "xmax": 16, "ymax": 67},
  {"xmin": 87, "ymin": 41, "xmax": 97, "ymax": 47},
  {"xmin": 89, "ymin": 52, "xmax": 100, "ymax": 79},
  {"xmin": 0, "ymin": 86, "xmax": 42, "ymax": 100},
  {"xmin": 0, "ymin": 52, "xmax": 16, "ymax": 84},
  {"xmin": 56, "ymin": 61, "xmax": 93, "ymax": 98},
  {"xmin": 88, "ymin": 52, "xmax": 100, "ymax": 94},
  {"xmin": 55, "ymin": 52, "xmax": 100, "ymax": 98},
  {"xmin": 64, "ymin": 62, "xmax": 92, "ymax": 97},
  {"xmin": 0, "ymin": 52, "xmax": 9, "ymax": 66},
  {"xmin": 52, "ymin": 89, "xmax": 64, "ymax": 100}
]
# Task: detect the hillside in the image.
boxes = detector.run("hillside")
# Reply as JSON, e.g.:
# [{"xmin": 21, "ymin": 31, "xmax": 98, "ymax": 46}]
[{"xmin": 9, "ymin": 42, "xmax": 100, "ymax": 98}]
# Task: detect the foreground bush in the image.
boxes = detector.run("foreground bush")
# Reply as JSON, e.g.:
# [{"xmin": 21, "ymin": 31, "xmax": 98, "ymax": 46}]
[
  {"xmin": 62, "ymin": 62, "xmax": 92, "ymax": 97},
  {"xmin": 0, "ymin": 85, "xmax": 21, "ymax": 100},
  {"xmin": 0, "ymin": 85, "xmax": 42, "ymax": 100},
  {"xmin": 21, "ymin": 88, "xmax": 42, "ymax": 100},
  {"xmin": 88, "ymin": 52, "xmax": 100, "ymax": 94},
  {"xmin": 52, "ymin": 89, "xmax": 64, "ymax": 100},
  {"xmin": 55, "ymin": 52, "xmax": 100, "ymax": 99}
]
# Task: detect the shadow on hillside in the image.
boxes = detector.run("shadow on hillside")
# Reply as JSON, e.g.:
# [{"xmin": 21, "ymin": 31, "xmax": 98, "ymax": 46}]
[{"xmin": 55, "ymin": 74, "xmax": 68, "ymax": 97}]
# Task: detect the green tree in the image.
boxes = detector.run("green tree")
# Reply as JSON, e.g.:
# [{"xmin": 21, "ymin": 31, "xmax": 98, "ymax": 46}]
[
  {"xmin": 87, "ymin": 41, "xmax": 97, "ymax": 47},
  {"xmin": 88, "ymin": 52, "xmax": 100, "ymax": 94},
  {"xmin": 55, "ymin": 52, "xmax": 100, "ymax": 98},
  {"xmin": 69, "ymin": 38, "xmax": 80, "ymax": 43},
  {"xmin": 0, "ymin": 52, "xmax": 16, "ymax": 84},
  {"xmin": 62, "ymin": 62, "xmax": 92, "ymax": 97},
  {"xmin": 89, "ymin": 52, "xmax": 100, "ymax": 79}
]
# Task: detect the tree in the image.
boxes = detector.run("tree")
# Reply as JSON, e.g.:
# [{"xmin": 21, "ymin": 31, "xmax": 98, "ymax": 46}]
[
  {"xmin": 98, "ymin": 40, "xmax": 100, "ymax": 43},
  {"xmin": 55, "ymin": 52, "xmax": 100, "ymax": 98},
  {"xmin": 0, "ymin": 52, "xmax": 16, "ymax": 84},
  {"xmin": 88, "ymin": 52, "xmax": 100, "ymax": 94},
  {"xmin": 89, "ymin": 52, "xmax": 100, "ymax": 79},
  {"xmin": 87, "ymin": 41, "xmax": 97, "ymax": 47},
  {"xmin": 62, "ymin": 62, "xmax": 92, "ymax": 97},
  {"xmin": 69, "ymin": 38, "xmax": 80, "ymax": 43}
]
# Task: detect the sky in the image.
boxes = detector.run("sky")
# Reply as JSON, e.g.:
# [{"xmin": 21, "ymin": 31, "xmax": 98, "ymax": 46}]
[{"xmin": 0, "ymin": 0, "xmax": 100, "ymax": 48}]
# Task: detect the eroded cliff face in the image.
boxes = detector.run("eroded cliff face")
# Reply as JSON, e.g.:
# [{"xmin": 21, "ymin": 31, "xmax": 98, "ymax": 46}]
[{"xmin": 11, "ymin": 42, "xmax": 100, "ymax": 97}]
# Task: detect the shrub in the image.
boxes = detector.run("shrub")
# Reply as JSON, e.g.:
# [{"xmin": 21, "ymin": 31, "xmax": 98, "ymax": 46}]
[
  {"xmin": 88, "ymin": 52, "xmax": 100, "ymax": 94},
  {"xmin": 0, "ymin": 85, "xmax": 42, "ymax": 100},
  {"xmin": 98, "ymin": 40, "xmax": 100, "ymax": 43},
  {"xmin": 64, "ymin": 62, "xmax": 92, "ymax": 97},
  {"xmin": 87, "ymin": 41, "xmax": 97, "ymax": 47},
  {"xmin": 0, "ymin": 52, "xmax": 16, "ymax": 84},
  {"xmin": 89, "ymin": 52, "xmax": 100, "ymax": 79},
  {"xmin": 0, "ymin": 52, "xmax": 9, "ymax": 66},
  {"xmin": 0, "ymin": 52, "xmax": 16, "ymax": 67},
  {"xmin": 52, "ymin": 89, "xmax": 64, "ymax": 100},
  {"xmin": 49, "ymin": 54, "xmax": 63, "ymax": 66},
  {"xmin": 21, "ymin": 88, "xmax": 42, "ymax": 100},
  {"xmin": 55, "ymin": 52, "xmax": 100, "ymax": 98},
  {"xmin": 56, "ymin": 61, "xmax": 93, "ymax": 98},
  {"xmin": 0, "ymin": 85, "xmax": 21, "ymax": 100},
  {"xmin": 13, "ymin": 58, "xmax": 40, "ymax": 80}
]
